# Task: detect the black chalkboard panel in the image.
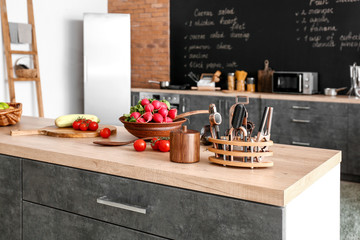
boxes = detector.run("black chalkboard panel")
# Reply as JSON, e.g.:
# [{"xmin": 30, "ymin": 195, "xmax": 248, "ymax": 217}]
[{"xmin": 170, "ymin": 0, "xmax": 360, "ymax": 93}]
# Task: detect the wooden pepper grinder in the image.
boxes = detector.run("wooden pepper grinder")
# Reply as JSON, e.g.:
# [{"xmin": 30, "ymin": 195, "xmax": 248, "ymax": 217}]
[{"xmin": 170, "ymin": 125, "xmax": 200, "ymax": 163}]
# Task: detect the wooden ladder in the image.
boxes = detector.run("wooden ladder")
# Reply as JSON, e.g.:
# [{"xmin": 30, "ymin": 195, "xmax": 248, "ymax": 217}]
[{"xmin": 0, "ymin": 0, "xmax": 43, "ymax": 117}]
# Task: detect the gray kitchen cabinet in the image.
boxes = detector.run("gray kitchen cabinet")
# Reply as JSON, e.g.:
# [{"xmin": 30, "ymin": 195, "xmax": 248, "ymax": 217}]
[
  {"xmin": 186, "ymin": 95, "xmax": 260, "ymax": 137},
  {"xmin": 131, "ymin": 91, "xmax": 140, "ymax": 106},
  {"xmin": 0, "ymin": 154, "xmax": 21, "ymax": 240},
  {"xmin": 178, "ymin": 94, "xmax": 190, "ymax": 114},
  {"xmin": 186, "ymin": 94, "xmax": 238, "ymax": 135},
  {"xmin": 262, "ymin": 99, "xmax": 349, "ymax": 176},
  {"xmin": 23, "ymin": 159, "xmax": 284, "ymax": 240},
  {"xmin": 23, "ymin": 201, "xmax": 163, "ymax": 240},
  {"xmin": 346, "ymin": 104, "xmax": 360, "ymax": 181},
  {"xmin": 246, "ymin": 97, "xmax": 261, "ymax": 128}
]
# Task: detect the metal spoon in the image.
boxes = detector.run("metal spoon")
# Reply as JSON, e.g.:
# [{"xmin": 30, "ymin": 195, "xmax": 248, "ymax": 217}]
[{"xmin": 93, "ymin": 137, "xmax": 153, "ymax": 146}]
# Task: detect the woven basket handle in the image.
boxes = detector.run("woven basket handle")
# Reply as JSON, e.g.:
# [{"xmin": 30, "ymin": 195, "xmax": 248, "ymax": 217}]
[{"xmin": 14, "ymin": 56, "xmax": 31, "ymax": 67}]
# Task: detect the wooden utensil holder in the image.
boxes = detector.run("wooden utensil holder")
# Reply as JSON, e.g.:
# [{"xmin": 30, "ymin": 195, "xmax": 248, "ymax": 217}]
[{"xmin": 207, "ymin": 137, "xmax": 273, "ymax": 168}]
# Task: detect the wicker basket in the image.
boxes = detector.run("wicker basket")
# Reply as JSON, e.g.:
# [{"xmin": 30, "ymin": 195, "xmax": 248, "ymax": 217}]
[
  {"xmin": 0, "ymin": 103, "xmax": 22, "ymax": 126},
  {"xmin": 14, "ymin": 57, "xmax": 37, "ymax": 78}
]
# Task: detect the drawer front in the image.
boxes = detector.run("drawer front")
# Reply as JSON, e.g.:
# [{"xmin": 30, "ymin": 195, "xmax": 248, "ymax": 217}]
[
  {"xmin": 271, "ymin": 114, "xmax": 348, "ymax": 142},
  {"xmin": 23, "ymin": 201, "xmax": 163, "ymax": 240},
  {"xmin": 23, "ymin": 160, "xmax": 283, "ymax": 240},
  {"xmin": 272, "ymin": 134, "xmax": 347, "ymax": 174},
  {"xmin": 0, "ymin": 154, "xmax": 21, "ymax": 240},
  {"xmin": 271, "ymin": 114, "xmax": 348, "ymax": 151},
  {"xmin": 263, "ymin": 99, "xmax": 348, "ymax": 117}
]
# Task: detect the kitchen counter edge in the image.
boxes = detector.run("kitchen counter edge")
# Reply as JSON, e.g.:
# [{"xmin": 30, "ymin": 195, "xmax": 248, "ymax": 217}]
[{"xmin": 132, "ymin": 88, "xmax": 360, "ymax": 104}]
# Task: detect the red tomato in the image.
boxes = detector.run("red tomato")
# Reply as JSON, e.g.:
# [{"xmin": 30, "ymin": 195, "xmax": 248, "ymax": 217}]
[
  {"xmin": 79, "ymin": 122, "xmax": 88, "ymax": 131},
  {"xmin": 158, "ymin": 140, "xmax": 170, "ymax": 152},
  {"xmin": 72, "ymin": 120, "xmax": 82, "ymax": 130},
  {"xmin": 100, "ymin": 128, "xmax": 111, "ymax": 138},
  {"xmin": 85, "ymin": 119, "xmax": 92, "ymax": 124},
  {"xmin": 150, "ymin": 137, "xmax": 160, "ymax": 150},
  {"xmin": 133, "ymin": 139, "xmax": 146, "ymax": 151},
  {"xmin": 88, "ymin": 121, "xmax": 98, "ymax": 131}
]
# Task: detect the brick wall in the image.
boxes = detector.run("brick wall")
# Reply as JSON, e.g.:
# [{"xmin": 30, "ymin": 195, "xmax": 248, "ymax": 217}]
[{"xmin": 109, "ymin": 0, "xmax": 170, "ymax": 89}]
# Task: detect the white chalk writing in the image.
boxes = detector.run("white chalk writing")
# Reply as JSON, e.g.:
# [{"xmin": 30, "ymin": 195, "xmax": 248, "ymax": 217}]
[{"xmin": 193, "ymin": 9, "xmax": 213, "ymax": 17}]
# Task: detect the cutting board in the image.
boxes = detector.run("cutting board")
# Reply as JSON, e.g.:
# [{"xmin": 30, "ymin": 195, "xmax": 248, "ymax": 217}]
[
  {"xmin": 10, "ymin": 125, "xmax": 117, "ymax": 138},
  {"xmin": 257, "ymin": 60, "xmax": 274, "ymax": 93}
]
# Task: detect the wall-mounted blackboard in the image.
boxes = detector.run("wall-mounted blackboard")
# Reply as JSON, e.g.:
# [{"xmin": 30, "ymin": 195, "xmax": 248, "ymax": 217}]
[{"xmin": 170, "ymin": 0, "xmax": 360, "ymax": 92}]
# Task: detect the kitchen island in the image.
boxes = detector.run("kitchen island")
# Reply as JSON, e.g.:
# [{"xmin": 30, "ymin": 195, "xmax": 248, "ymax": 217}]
[
  {"xmin": 0, "ymin": 116, "xmax": 341, "ymax": 240},
  {"xmin": 132, "ymin": 88, "xmax": 360, "ymax": 183}
]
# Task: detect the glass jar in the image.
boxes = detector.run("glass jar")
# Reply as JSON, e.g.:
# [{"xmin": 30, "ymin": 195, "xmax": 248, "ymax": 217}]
[
  {"xmin": 227, "ymin": 73, "xmax": 235, "ymax": 91},
  {"xmin": 235, "ymin": 70, "xmax": 246, "ymax": 91},
  {"xmin": 246, "ymin": 77, "xmax": 255, "ymax": 92}
]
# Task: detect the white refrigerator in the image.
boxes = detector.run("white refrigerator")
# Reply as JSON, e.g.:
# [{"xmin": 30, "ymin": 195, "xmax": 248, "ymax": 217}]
[{"xmin": 84, "ymin": 13, "xmax": 131, "ymax": 125}]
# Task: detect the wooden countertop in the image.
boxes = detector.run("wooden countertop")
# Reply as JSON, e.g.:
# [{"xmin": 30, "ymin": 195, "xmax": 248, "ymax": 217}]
[
  {"xmin": 0, "ymin": 116, "xmax": 341, "ymax": 207},
  {"xmin": 132, "ymin": 88, "xmax": 360, "ymax": 104}
]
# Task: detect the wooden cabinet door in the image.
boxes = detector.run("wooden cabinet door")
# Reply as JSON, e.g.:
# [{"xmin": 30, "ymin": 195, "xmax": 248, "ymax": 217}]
[{"xmin": 0, "ymin": 154, "xmax": 21, "ymax": 240}]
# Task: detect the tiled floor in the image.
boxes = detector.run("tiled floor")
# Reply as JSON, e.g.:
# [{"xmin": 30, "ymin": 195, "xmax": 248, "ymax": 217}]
[{"xmin": 341, "ymin": 181, "xmax": 360, "ymax": 240}]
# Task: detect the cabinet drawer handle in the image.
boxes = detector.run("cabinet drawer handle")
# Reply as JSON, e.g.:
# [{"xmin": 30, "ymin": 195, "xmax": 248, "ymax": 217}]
[
  {"xmin": 236, "ymin": 95, "xmax": 249, "ymax": 104},
  {"xmin": 97, "ymin": 196, "xmax": 147, "ymax": 214},
  {"xmin": 292, "ymin": 119, "xmax": 311, "ymax": 123},
  {"xmin": 292, "ymin": 106, "xmax": 310, "ymax": 110},
  {"xmin": 181, "ymin": 97, "xmax": 186, "ymax": 113},
  {"xmin": 292, "ymin": 141, "xmax": 310, "ymax": 146},
  {"xmin": 218, "ymin": 99, "xmax": 223, "ymax": 113}
]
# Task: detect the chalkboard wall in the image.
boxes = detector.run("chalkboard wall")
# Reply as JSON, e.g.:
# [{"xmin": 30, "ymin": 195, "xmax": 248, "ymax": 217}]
[{"xmin": 170, "ymin": 0, "xmax": 360, "ymax": 93}]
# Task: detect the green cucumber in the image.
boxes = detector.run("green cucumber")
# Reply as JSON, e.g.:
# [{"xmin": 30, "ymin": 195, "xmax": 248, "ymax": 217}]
[{"xmin": 55, "ymin": 114, "xmax": 100, "ymax": 128}]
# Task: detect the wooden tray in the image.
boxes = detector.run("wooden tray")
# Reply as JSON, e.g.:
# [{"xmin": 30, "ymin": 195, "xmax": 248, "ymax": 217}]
[{"xmin": 207, "ymin": 137, "xmax": 273, "ymax": 168}]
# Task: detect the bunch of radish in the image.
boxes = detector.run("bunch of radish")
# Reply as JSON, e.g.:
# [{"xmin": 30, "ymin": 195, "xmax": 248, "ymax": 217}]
[{"xmin": 123, "ymin": 98, "xmax": 177, "ymax": 123}]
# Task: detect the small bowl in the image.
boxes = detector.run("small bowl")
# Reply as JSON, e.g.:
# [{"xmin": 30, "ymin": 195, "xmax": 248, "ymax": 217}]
[{"xmin": 119, "ymin": 116, "xmax": 187, "ymax": 138}]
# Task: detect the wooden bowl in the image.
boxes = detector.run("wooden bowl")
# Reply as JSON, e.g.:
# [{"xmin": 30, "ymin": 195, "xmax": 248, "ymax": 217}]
[{"xmin": 119, "ymin": 116, "xmax": 187, "ymax": 138}]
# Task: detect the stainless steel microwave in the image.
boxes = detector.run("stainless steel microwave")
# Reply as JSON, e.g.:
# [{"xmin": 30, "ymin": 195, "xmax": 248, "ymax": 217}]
[{"xmin": 272, "ymin": 72, "xmax": 318, "ymax": 94}]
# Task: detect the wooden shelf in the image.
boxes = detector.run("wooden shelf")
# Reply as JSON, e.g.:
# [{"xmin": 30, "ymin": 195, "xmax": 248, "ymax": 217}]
[
  {"xmin": 9, "ymin": 50, "xmax": 37, "ymax": 55},
  {"xmin": 11, "ymin": 77, "xmax": 40, "ymax": 82}
]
